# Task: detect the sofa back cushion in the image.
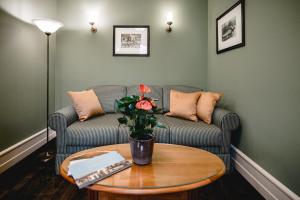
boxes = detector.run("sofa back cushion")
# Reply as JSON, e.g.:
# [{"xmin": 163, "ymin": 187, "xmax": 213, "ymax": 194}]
[
  {"xmin": 126, "ymin": 85, "xmax": 163, "ymax": 111},
  {"xmin": 163, "ymin": 85, "xmax": 202, "ymax": 112},
  {"xmin": 88, "ymin": 85, "xmax": 126, "ymax": 113}
]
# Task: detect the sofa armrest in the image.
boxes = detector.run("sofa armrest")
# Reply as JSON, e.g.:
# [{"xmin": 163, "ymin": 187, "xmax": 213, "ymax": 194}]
[
  {"xmin": 49, "ymin": 106, "xmax": 78, "ymax": 131},
  {"xmin": 49, "ymin": 106, "xmax": 78, "ymax": 154},
  {"xmin": 212, "ymin": 107, "xmax": 240, "ymax": 131},
  {"xmin": 212, "ymin": 107, "xmax": 240, "ymax": 154}
]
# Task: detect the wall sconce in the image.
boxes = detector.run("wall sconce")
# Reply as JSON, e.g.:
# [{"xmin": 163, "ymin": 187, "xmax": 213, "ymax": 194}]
[
  {"xmin": 89, "ymin": 22, "xmax": 97, "ymax": 33},
  {"xmin": 166, "ymin": 12, "xmax": 173, "ymax": 32}
]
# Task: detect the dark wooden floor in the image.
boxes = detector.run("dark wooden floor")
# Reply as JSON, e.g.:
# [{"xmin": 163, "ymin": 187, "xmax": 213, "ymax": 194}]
[{"xmin": 0, "ymin": 140, "xmax": 265, "ymax": 200}]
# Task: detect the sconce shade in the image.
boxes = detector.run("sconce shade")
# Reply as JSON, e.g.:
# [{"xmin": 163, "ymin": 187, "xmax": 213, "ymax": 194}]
[
  {"xmin": 166, "ymin": 12, "xmax": 173, "ymax": 32},
  {"xmin": 166, "ymin": 12, "xmax": 173, "ymax": 23},
  {"xmin": 32, "ymin": 18, "xmax": 63, "ymax": 34}
]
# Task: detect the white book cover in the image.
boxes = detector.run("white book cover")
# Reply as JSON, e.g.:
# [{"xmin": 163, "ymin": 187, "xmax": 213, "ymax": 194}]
[{"xmin": 67, "ymin": 151, "xmax": 132, "ymax": 189}]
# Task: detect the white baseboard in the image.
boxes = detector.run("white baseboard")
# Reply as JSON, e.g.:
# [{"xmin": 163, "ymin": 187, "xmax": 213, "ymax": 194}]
[
  {"xmin": 231, "ymin": 145, "xmax": 300, "ymax": 200},
  {"xmin": 0, "ymin": 128, "xmax": 56, "ymax": 174}
]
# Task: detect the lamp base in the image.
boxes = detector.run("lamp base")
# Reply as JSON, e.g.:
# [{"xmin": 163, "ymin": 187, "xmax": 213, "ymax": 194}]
[
  {"xmin": 38, "ymin": 138, "xmax": 55, "ymax": 163},
  {"xmin": 40, "ymin": 151, "xmax": 54, "ymax": 163}
]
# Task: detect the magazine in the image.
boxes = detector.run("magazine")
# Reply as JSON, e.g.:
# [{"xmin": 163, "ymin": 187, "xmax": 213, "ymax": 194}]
[{"xmin": 68, "ymin": 151, "xmax": 132, "ymax": 189}]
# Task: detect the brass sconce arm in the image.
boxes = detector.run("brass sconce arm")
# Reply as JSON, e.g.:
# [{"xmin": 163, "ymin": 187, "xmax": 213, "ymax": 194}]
[
  {"xmin": 89, "ymin": 22, "xmax": 97, "ymax": 33},
  {"xmin": 166, "ymin": 21, "xmax": 173, "ymax": 32}
]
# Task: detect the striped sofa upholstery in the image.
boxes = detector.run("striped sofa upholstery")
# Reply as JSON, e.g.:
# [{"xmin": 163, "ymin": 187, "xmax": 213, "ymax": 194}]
[{"xmin": 49, "ymin": 85, "xmax": 240, "ymax": 174}]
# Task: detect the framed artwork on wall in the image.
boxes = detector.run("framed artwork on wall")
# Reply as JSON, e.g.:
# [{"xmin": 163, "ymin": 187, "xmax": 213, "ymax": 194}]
[
  {"xmin": 113, "ymin": 25, "xmax": 150, "ymax": 57},
  {"xmin": 216, "ymin": 0, "xmax": 245, "ymax": 54}
]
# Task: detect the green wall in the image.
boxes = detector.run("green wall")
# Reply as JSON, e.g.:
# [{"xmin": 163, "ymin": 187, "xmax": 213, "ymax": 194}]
[
  {"xmin": 55, "ymin": 0, "xmax": 208, "ymax": 109},
  {"xmin": 207, "ymin": 0, "xmax": 300, "ymax": 195},
  {"xmin": 1, "ymin": 0, "xmax": 299, "ymax": 196},
  {"xmin": 0, "ymin": 0, "xmax": 57, "ymax": 151}
]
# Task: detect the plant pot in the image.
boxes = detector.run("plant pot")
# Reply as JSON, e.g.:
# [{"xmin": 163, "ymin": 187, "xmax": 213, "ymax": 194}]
[{"xmin": 129, "ymin": 136, "xmax": 154, "ymax": 165}]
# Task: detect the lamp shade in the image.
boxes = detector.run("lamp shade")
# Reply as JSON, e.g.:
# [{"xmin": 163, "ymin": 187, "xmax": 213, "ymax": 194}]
[{"xmin": 32, "ymin": 18, "xmax": 63, "ymax": 34}]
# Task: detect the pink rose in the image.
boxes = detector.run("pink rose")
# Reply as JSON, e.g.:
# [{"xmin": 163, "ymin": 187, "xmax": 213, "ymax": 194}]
[
  {"xmin": 139, "ymin": 84, "xmax": 151, "ymax": 95},
  {"xmin": 136, "ymin": 100, "xmax": 152, "ymax": 111}
]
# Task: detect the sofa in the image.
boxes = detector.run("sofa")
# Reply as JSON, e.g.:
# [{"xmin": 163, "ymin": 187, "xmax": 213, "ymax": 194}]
[{"xmin": 49, "ymin": 85, "xmax": 240, "ymax": 174}]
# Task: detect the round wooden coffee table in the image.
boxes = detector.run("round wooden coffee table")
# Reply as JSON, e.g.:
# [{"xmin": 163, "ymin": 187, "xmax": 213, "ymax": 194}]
[{"xmin": 60, "ymin": 143, "xmax": 225, "ymax": 200}]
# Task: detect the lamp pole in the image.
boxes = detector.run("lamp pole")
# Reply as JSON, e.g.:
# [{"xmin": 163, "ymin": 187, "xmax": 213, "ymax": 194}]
[{"xmin": 43, "ymin": 32, "xmax": 52, "ymax": 162}]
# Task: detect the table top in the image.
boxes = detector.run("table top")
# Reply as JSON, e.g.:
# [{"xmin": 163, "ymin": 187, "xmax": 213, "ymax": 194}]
[{"xmin": 60, "ymin": 143, "xmax": 225, "ymax": 195}]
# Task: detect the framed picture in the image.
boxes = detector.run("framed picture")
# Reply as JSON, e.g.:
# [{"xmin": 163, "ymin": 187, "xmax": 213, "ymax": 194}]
[
  {"xmin": 216, "ymin": 0, "xmax": 245, "ymax": 54},
  {"xmin": 113, "ymin": 25, "xmax": 150, "ymax": 57}
]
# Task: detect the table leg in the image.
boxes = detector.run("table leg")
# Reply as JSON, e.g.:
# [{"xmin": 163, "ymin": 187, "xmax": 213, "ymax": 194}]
[
  {"xmin": 89, "ymin": 191, "xmax": 188, "ymax": 200},
  {"xmin": 88, "ymin": 190, "xmax": 99, "ymax": 200}
]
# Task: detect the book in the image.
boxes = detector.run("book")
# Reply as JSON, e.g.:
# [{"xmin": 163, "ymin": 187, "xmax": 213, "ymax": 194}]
[
  {"xmin": 68, "ymin": 151, "xmax": 132, "ymax": 189},
  {"xmin": 75, "ymin": 160, "xmax": 132, "ymax": 189}
]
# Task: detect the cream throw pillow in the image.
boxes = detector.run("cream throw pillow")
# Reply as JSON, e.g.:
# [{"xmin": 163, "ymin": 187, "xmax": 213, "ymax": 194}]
[
  {"xmin": 166, "ymin": 90, "xmax": 201, "ymax": 122},
  {"xmin": 68, "ymin": 90, "xmax": 104, "ymax": 121},
  {"xmin": 196, "ymin": 92, "xmax": 223, "ymax": 124}
]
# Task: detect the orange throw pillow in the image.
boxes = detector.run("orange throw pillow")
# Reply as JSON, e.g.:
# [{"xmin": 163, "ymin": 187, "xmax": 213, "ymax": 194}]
[
  {"xmin": 166, "ymin": 90, "xmax": 201, "ymax": 122},
  {"xmin": 196, "ymin": 92, "xmax": 223, "ymax": 124},
  {"xmin": 68, "ymin": 90, "xmax": 104, "ymax": 121}
]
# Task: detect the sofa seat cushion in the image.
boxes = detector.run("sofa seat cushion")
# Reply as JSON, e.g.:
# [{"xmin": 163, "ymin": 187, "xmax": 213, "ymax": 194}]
[
  {"xmin": 161, "ymin": 116, "xmax": 222, "ymax": 147},
  {"xmin": 66, "ymin": 114, "xmax": 122, "ymax": 146},
  {"xmin": 118, "ymin": 114, "xmax": 170, "ymax": 144}
]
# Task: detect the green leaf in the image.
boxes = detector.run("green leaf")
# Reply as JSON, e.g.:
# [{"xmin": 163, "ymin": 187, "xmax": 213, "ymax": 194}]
[
  {"xmin": 156, "ymin": 122, "xmax": 167, "ymax": 129},
  {"xmin": 118, "ymin": 116, "xmax": 128, "ymax": 124},
  {"xmin": 152, "ymin": 107, "xmax": 162, "ymax": 113}
]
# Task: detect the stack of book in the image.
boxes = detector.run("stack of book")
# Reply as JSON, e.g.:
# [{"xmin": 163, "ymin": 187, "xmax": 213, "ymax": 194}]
[{"xmin": 68, "ymin": 151, "xmax": 132, "ymax": 189}]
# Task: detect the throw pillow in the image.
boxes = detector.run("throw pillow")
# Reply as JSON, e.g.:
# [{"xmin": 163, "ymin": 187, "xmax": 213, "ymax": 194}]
[
  {"xmin": 166, "ymin": 90, "xmax": 201, "ymax": 122},
  {"xmin": 68, "ymin": 89, "xmax": 104, "ymax": 121},
  {"xmin": 196, "ymin": 92, "xmax": 223, "ymax": 124}
]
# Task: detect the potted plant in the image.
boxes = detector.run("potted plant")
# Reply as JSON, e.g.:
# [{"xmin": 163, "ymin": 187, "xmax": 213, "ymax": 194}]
[{"xmin": 115, "ymin": 84, "xmax": 165, "ymax": 165}]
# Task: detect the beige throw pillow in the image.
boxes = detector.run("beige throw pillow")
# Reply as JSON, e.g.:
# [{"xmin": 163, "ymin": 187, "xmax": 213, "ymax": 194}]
[
  {"xmin": 196, "ymin": 92, "xmax": 223, "ymax": 124},
  {"xmin": 68, "ymin": 90, "xmax": 104, "ymax": 121},
  {"xmin": 166, "ymin": 90, "xmax": 201, "ymax": 122}
]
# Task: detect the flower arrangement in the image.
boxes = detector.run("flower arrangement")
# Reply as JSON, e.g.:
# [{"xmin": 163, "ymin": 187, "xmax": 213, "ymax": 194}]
[{"xmin": 115, "ymin": 84, "xmax": 165, "ymax": 140}]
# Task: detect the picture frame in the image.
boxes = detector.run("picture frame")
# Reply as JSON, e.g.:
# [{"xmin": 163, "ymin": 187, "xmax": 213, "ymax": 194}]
[
  {"xmin": 216, "ymin": 0, "xmax": 245, "ymax": 54},
  {"xmin": 113, "ymin": 25, "xmax": 150, "ymax": 57}
]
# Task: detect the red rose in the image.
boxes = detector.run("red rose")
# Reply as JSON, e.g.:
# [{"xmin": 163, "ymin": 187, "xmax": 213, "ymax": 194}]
[
  {"xmin": 136, "ymin": 100, "xmax": 152, "ymax": 111},
  {"xmin": 139, "ymin": 84, "xmax": 151, "ymax": 95}
]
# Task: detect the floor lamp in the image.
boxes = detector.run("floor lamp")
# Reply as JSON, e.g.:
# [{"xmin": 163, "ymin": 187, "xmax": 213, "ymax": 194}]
[{"xmin": 32, "ymin": 18, "xmax": 63, "ymax": 162}]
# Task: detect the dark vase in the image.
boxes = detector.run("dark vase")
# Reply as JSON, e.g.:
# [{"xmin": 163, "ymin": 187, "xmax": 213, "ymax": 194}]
[{"xmin": 129, "ymin": 136, "xmax": 155, "ymax": 165}]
